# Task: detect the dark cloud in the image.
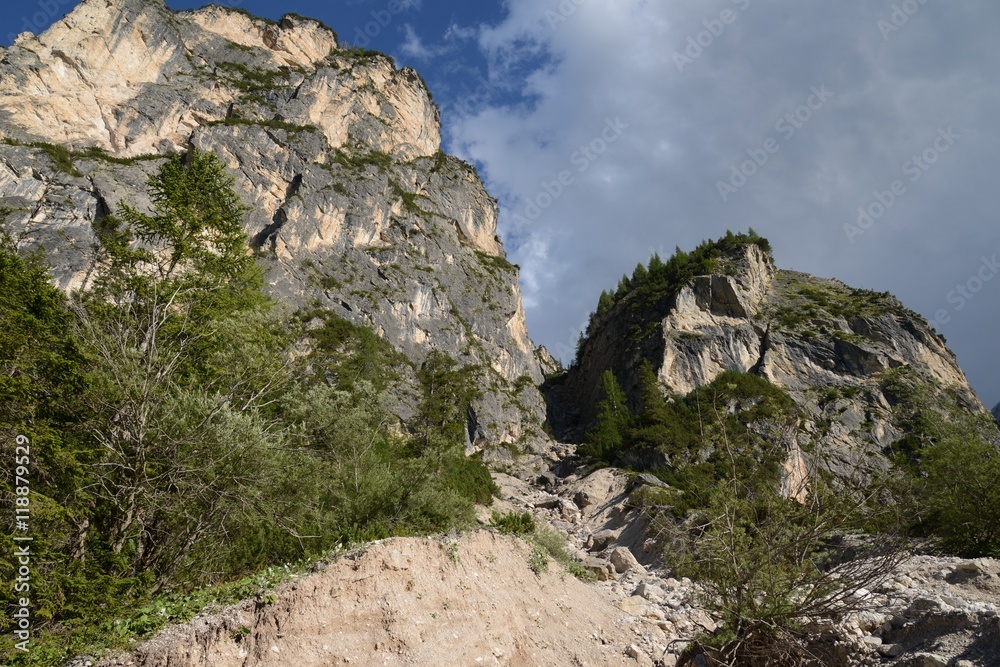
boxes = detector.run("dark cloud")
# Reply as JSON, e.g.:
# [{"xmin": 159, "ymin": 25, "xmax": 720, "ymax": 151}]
[{"xmin": 448, "ymin": 0, "xmax": 1000, "ymax": 407}]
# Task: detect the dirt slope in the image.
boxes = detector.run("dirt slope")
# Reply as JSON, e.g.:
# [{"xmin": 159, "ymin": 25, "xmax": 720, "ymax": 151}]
[{"xmin": 95, "ymin": 531, "xmax": 648, "ymax": 667}]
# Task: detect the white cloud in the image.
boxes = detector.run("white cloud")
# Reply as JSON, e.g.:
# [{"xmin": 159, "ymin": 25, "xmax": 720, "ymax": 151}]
[
  {"xmin": 447, "ymin": 0, "xmax": 1000, "ymax": 405},
  {"xmin": 443, "ymin": 22, "xmax": 476, "ymax": 42},
  {"xmin": 400, "ymin": 24, "xmax": 433, "ymax": 60}
]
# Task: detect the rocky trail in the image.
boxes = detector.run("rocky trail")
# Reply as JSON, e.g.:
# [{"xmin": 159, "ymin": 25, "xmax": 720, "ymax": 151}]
[{"xmin": 83, "ymin": 458, "xmax": 1000, "ymax": 667}]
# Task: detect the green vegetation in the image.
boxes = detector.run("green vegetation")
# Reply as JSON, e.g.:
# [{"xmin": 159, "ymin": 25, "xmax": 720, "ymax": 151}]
[
  {"xmin": 591, "ymin": 229, "xmax": 770, "ymax": 320},
  {"xmin": 214, "ymin": 61, "xmax": 305, "ymax": 96},
  {"xmin": 336, "ymin": 46, "xmax": 392, "ymax": 67},
  {"xmin": 333, "ymin": 147, "xmax": 395, "ymax": 172},
  {"xmin": 577, "ymin": 363, "xmax": 902, "ymax": 664},
  {"xmin": 390, "ymin": 179, "xmax": 430, "ymax": 217},
  {"xmin": 474, "ymin": 250, "xmax": 518, "ymax": 274},
  {"xmin": 581, "ymin": 363, "xmax": 796, "ymax": 510},
  {"xmin": 666, "ymin": 475, "xmax": 902, "ymax": 666},
  {"xmin": 490, "ymin": 511, "xmax": 593, "ymax": 579},
  {"xmin": 767, "ymin": 273, "xmax": 919, "ymax": 336},
  {"xmin": 491, "ymin": 511, "xmax": 536, "ymax": 536},
  {"xmin": 2, "ymin": 138, "xmax": 162, "ymax": 176},
  {"xmin": 576, "ymin": 230, "xmax": 771, "ymax": 366},
  {"xmin": 0, "ymin": 150, "xmax": 498, "ymax": 663},
  {"xmin": 878, "ymin": 366, "xmax": 1000, "ymax": 557},
  {"xmin": 205, "ymin": 116, "xmax": 321, "ymax": 139}
]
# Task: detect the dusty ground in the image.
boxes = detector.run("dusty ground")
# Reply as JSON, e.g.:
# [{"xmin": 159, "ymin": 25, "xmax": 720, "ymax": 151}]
[
  {"xmin": 93, "ymin": 531, "xmax": 654, "ymax": 667},
  {"xmin": 87, "ymin": 464, "xmax": 1000, "ymax": 667}
]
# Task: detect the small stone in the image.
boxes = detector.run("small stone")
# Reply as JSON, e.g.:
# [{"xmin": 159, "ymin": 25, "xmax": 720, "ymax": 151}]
[
  {"xmin": 625, "ymin": 643, "xmax": 654, "ymax": 667},
  {"xmin": 636, "ymin": 473, "xmax": 669, "ymax": 489},
  {"xmin": 574, "ymin": 490, "xmax": 592, "ymax": 508},
  {"xmin": 533, "ymin": 495, "xmax": 560, "ymax": 509},
  {"xmin": 876, "ymin": 644, "xmax": 904, "ymax": 658},
  {"xmin": 907, "ymin": 597, "xmax": 948, "ymax": 616},
  {"xmin": 633, "ymin": 582, "xmax": 665, "ymax": 602},
  {"xmin": 914, "ymin": 653, "xmax": 948, "ymax": 667}
]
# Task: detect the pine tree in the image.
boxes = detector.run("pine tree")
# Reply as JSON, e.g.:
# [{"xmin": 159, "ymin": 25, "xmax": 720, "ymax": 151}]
[{"xmin": 581, "ymin": 370, "xmax": 632, "ymax": 460}]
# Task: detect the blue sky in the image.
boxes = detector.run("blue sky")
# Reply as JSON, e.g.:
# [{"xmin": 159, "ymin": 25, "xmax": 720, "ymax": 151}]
[{"xmin": 2, "ymin": 1, "xmax": 998, "ymax": 409}]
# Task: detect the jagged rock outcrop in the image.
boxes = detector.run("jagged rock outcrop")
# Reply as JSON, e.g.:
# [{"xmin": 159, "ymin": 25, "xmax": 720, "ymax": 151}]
[
  {"xmin": 554, "ymin": 243, "xmax": 991, "ymax": 481},
  {"xmin": 993, "ymin": 402, "xmax": 1000, "ymax": 424},
  {"xmin": 0, "ymin": 0, "xmax": 547, "ymax": 447}
]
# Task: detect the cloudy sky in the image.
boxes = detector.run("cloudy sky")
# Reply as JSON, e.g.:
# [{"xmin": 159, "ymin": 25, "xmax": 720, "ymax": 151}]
[{"xmin": 3, "ymin": 1, "xmax": 997, "ymax": 408}]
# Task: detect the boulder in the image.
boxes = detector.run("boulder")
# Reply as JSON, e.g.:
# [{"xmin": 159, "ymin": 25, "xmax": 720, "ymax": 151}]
[{"xmin": 609, "ymin": 547, "xmax": 646, "ymax": 575}]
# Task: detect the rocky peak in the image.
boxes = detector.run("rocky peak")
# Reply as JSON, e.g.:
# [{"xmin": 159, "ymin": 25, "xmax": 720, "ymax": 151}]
[
  {"xmin": 552, "ymin": 235, "xmax": 989, "ymax": 481},
  {"xmin": 0, "ymin": 0, "xmax": 439, "ymax": 159},
  {"xmin": 993, "ymin": 402, "xmax": 1000, "ymax": 423}
]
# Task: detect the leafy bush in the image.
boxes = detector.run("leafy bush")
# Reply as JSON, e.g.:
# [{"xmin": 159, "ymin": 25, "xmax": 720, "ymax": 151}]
[
  {"xmin": 665, "ymin": 474, "xmax": 903, "ymax": 666},
  {"xmin": 915, "ymin": 436, "xmax": 1000, "ymax": 557},
  {"xmin": 492, "ymin": 511, "xmax": 536, "ymax": 536}
]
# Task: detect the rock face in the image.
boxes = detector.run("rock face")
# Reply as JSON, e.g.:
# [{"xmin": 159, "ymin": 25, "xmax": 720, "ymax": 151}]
[
  {"xmin": 0, "ymin": 0, "xmax": 436, "ymax": 158},
  {"xmin": 555, "ymin": 243, "xmax": 991, "ymax": 480},
  {"xmin": 993, "ymin": 403, "xmax": 1000, "ymax": 424},
  {"xmin": 0, "ymin": 0, "xmax": 546, "ymax": 447}
]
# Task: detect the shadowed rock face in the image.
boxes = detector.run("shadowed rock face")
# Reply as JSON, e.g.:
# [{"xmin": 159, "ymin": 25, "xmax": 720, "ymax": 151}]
[
  {"xmin": 0, "ymin": 0, "xmax": 547, "ymax": 449},
  {"xmin": 554, "ymin": 244, "xmax": 990, "ymax": 482},
  {"xmin": 993, "ymin": 403, "xmax": 1000, "ymax": 423}
]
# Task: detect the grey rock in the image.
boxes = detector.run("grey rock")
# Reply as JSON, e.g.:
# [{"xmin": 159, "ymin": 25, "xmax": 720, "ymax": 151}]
[
  {"xmin": 625, "ymin": 644, "xmax": 653, "ymax": 667},
  {"xmin": 579, "ymin": 556, "xmax": 616, "ymax": 581},
  {"xmin": 590, "ymin": 529, "xmax": 618, "ymax": 552},
  {"xmin": 633, "ymin": 582, "xmax": 665, "ymax": 603},
  {"xmin": 907, "ymin": 597, "xmax": 950, "ymax": 616},
  {"xmin": 533, "ymin": 496, "xmax": 561, "ymax": 509},
  {"xmin": 876, "ymin": 644, "xmax": 905, "ymax": 658},
  {"xmin": 537, "ymin": 472, "xmax": 557, "ymax": 489},
  {"xmin": 609, "ymin": 546, "xmax": 645, "ymax": 575},
  {"xmin": 635, "ymin": 473, "xmax": 669, "ymax": 489},
  {"xmin": 573, "ymin": 490, "xmax": 593, "ymax": 508},
  {"xmin": 914, "ymin": 653, "xmax": 948, "ymax": 667}
]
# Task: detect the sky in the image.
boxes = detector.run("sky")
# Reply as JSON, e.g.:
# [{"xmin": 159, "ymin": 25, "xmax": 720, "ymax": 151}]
[{"xmin": 2, "ymin": 1, "xmax": 998, "ymax": 409}]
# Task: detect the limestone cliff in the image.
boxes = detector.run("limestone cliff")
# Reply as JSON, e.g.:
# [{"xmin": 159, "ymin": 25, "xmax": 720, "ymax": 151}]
[
  {"xmin": 0, "ymin": 0, "xmax": 545, "ymax": 448},
  {"xmin": 553, "ymin": 241, "xmax": 993, "ymax": 480}
]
